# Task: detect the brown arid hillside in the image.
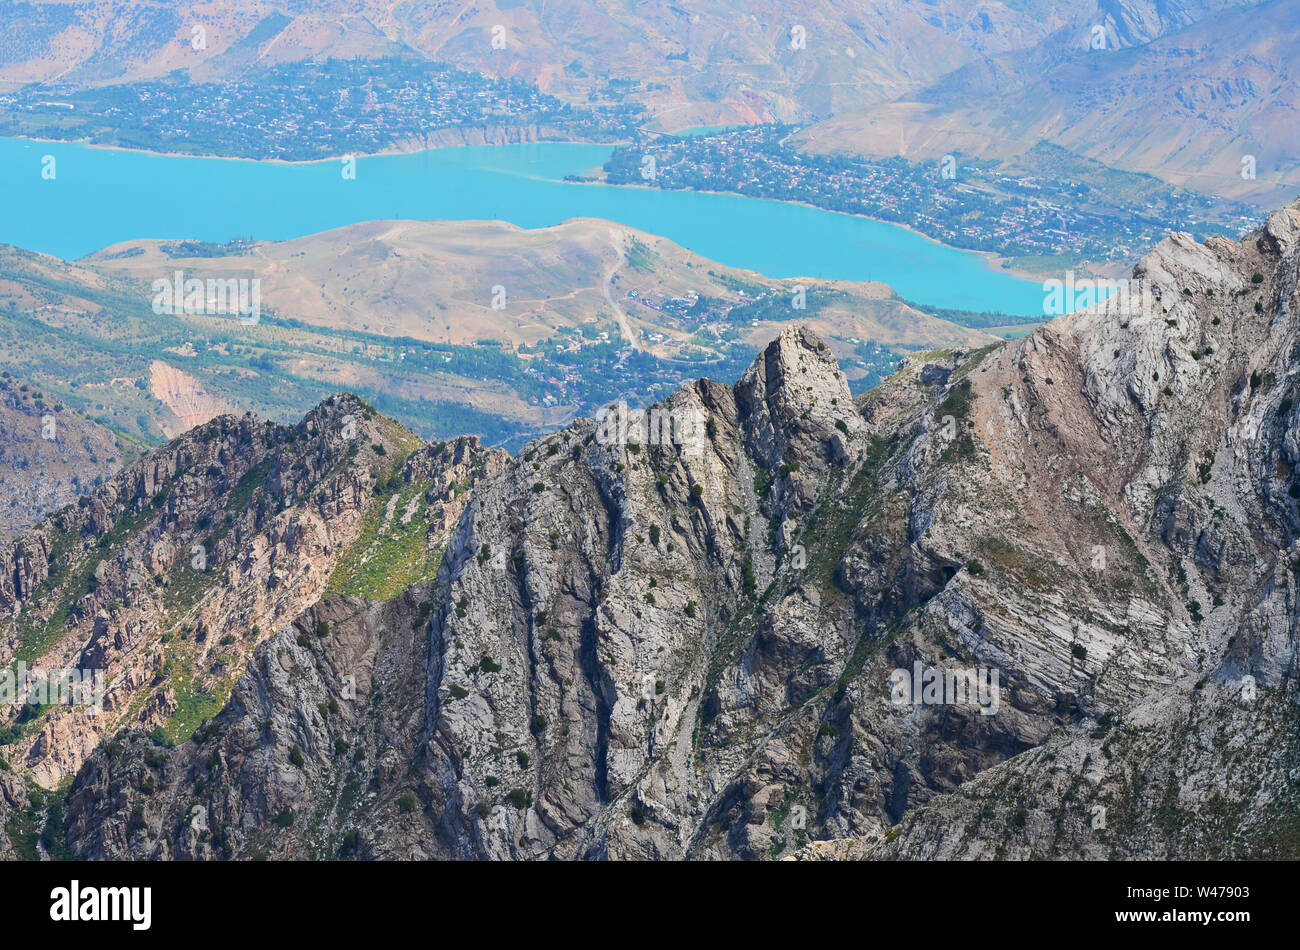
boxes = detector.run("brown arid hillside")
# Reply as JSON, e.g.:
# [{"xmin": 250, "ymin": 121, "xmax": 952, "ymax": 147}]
[
  {"xmin": 0, "ymin": 374, "xmax": 134, "ymax": 538},
  {"xmin": 2, "ymin": 200, "xmax": 1300, "ymax": 859},
  {"xmin": 0, "ymin": 0, "xmax": 1264, "ymax": 135},
  {"xmin": 797, "ymin": 0, "xmax": 1300, "ymax": 207},
  {"xmin": 0, "ymin": 0, "xmax": 1047, "ymax": 121},
  {"xmin": 0, "ymin": 245, "xmax": 197, "ymax": 444},
  {"xmin": 87, "ymin": 217, "xmax": 990, "ymax": 355},
  {"xmin": 147, "ymin": 360, "xmax": 239, "ymax": 438},
  {"xmin": 4, "ymin": 220, "xmax": 991, "ymax": 452}
]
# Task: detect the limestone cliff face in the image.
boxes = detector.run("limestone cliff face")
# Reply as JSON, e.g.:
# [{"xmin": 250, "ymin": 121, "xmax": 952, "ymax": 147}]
[
  {"xmin": 835, "ymin": 204, "xmax": 1300, "ymax": 860},
  {"xmin": 12, "ymin": 204, "xmax": 1300, "ymax": 859}
]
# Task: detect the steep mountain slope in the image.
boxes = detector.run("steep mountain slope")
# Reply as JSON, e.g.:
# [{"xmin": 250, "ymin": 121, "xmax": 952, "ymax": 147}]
[
  {"xmin": 0, "ymin": 246, "xmax": 180, "ymax": 444},
  {"xmin": 0, "ymin": 393, "xmax": 504, "ymax": 797},
  {"xmin": 1, "ymin": 1, "xmax": 1254, "ymax": 127},
  {"xmin": 0, "ymin": 0, "xmax": 1014, "ymax": 116},
  {"xmin": 799, "ymin": 0, "xmax": 1297, "ymax": 205},
  {"xmin": 0, "ymin": 373, "xmax": 134, "ymax": 537},
  {"xmin": 7, "ymin": 200, "xmax": 1300, "ymax": 860},
  {"xmin": 808, "ymin": 201, "xmax": 1300, "ymax": 860}
]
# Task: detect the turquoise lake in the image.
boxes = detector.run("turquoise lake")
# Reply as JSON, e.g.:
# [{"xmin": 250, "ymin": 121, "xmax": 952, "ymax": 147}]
[{"xmin": 0, "ymin": 137, "xmax": 1047, "ymax": 315}]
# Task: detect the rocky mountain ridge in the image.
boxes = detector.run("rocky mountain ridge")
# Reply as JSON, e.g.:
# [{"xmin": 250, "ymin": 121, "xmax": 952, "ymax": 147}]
[{"xmin": 5, "ymin": 200, "xmax": 1300, "ymax": 859}]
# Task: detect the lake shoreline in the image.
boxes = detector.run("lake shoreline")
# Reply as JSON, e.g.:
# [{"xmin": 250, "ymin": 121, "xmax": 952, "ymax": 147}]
[
  {"xmin": 2, "ymin": 129, "xmax": 623, "ymax": 166},
  {"xmin": 571, "ymin": 175, "xmax": 1055, "ymax": 286},
  {"xmin": 0, "ymin": 136, "xmax": 1052, "ymax": 315},
  {"xmin": 6, "ymin": 131, "xmax": 1058, "ymax": 286}
]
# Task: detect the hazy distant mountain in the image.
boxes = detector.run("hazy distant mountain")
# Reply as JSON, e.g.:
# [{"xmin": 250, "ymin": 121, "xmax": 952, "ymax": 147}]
[
  {"xmin": 799, "ymin": 0, "xmax": 1298, "ymax": 206},
  {"xmin": 0, "ymin": 1, "xmax": 1263, "ymax": 124}
]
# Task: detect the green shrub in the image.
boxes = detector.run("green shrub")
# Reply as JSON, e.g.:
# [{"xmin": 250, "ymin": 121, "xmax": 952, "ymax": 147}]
[{"xmin": 339, "ymin": 829, "xmax": 360, "ymax": 856}]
